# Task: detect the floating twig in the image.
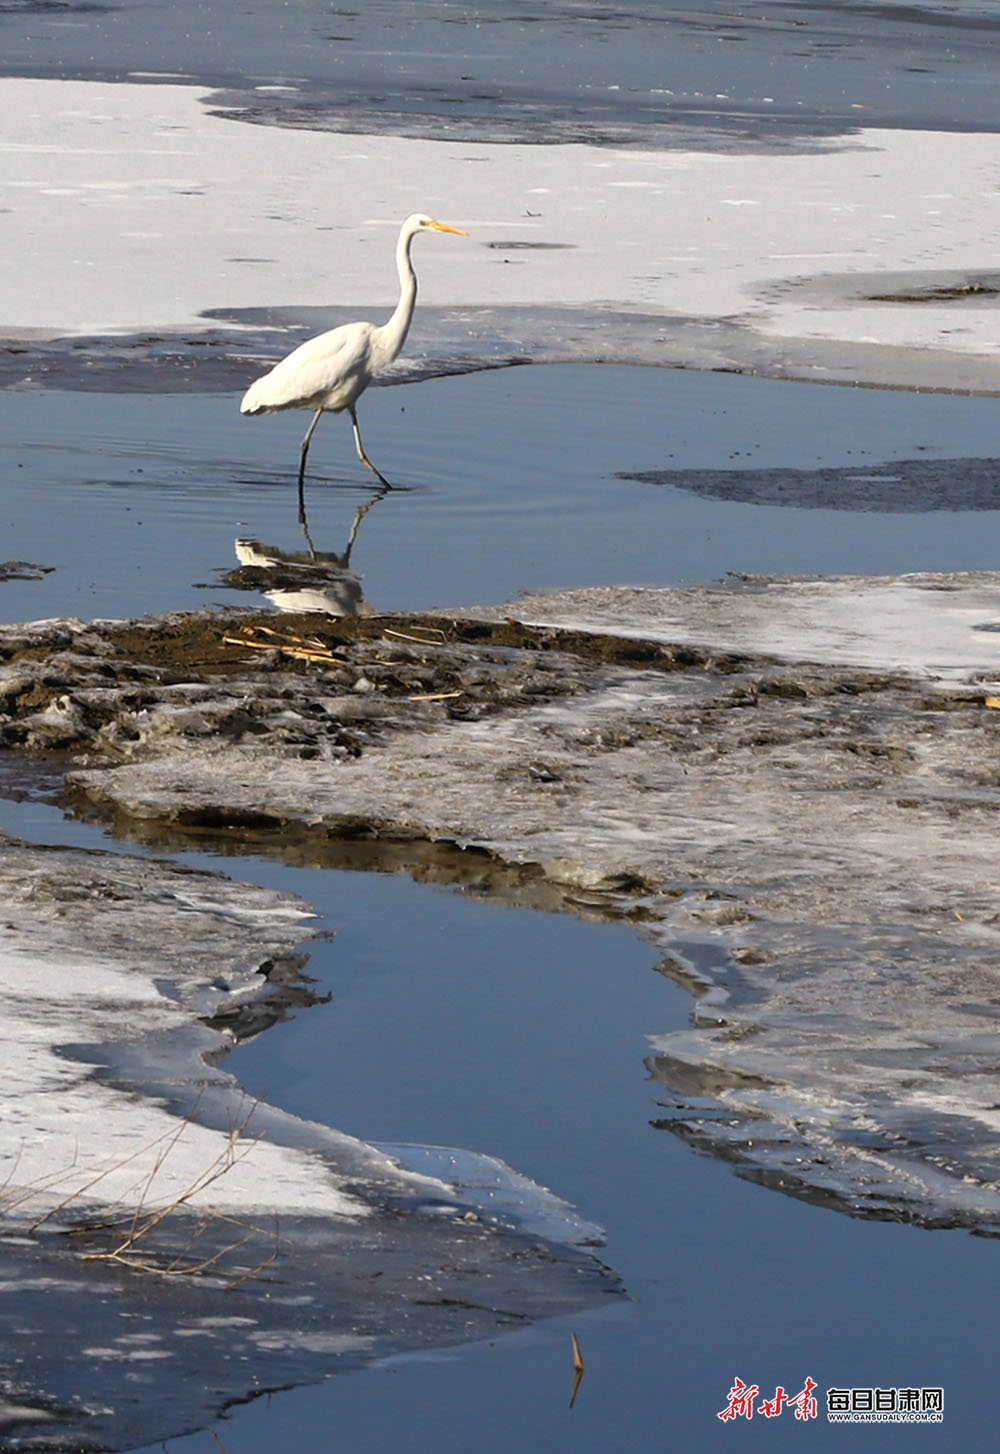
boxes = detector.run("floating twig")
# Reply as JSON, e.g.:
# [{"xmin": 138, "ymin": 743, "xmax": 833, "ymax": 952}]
[{"xmin": 570, "ymin": 1331, "xmax": 585, "ymax": 1408}]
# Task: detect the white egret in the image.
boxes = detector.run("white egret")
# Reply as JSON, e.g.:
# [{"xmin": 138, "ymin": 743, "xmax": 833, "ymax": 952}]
[{"xmin": 240, "ymin": 213, "xmax": 467, "ymax": 504}]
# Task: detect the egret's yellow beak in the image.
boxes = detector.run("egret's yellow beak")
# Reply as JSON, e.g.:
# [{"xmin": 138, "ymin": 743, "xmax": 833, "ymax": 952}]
[{"xmin": 430, "ymin": 219, "xmax": 468, "ymax": 235}]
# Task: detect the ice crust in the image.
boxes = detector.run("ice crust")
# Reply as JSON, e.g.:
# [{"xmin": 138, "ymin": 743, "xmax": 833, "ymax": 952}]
[
  {"xmin": 465, "ymin": 573, "xmax": 1000, "ymax": 680},
  {"xmin": 4, "ymin": 78, "xmax": 1000, "ymax": 389},
  {"xmin": 36, "ymin": 577, "xmax": 1000, "ymax": 1236}
]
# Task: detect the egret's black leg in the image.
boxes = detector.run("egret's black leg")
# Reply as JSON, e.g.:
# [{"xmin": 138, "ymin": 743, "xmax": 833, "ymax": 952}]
[
  {"xmin": 299, "ymin": 506, "xmax": 317, "ymax": 560},
  {"xmin": 350, "ymin": 405, "xmax": 393, "ymax": 489},
  {"xmin": 298, "ymin": 409, "xmax": 323, "ymax": 523}
]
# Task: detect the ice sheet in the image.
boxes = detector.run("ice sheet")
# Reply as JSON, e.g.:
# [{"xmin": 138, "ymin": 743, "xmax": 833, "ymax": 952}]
[{"xmin": 4, "ymin": 79, "xmax": 1000, "ymax": 390}]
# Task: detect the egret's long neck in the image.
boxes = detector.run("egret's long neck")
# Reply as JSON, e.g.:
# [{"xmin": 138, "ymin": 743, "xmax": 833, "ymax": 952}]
[{"xmin": 378, "ymin": 224, "xmax": 418, "ymax": 364}]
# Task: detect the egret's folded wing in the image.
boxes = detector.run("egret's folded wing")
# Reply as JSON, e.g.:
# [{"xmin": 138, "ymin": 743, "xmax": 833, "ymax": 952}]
[{"xmin": 241, "ymin": 324, "xmax": 375, "ymax": 414}]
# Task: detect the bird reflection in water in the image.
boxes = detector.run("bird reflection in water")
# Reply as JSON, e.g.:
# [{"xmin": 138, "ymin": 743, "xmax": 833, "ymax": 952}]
[{"xmin": 224, "ymin": 483, "xmax": 388, "ymax": 617}]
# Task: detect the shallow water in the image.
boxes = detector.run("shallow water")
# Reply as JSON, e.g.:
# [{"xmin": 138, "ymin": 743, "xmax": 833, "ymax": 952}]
[
  {"xmin": 3, "ymin": 364, "xmax": 1000, "ymax": 626},
  {"xmin": 3, "ymin": 787, "xmax": 998, "ymax": 1450}
]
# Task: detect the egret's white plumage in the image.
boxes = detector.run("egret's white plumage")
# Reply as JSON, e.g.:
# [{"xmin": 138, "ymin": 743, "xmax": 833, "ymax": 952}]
[{"xmin": 241, "ymin": 213, "xmax": 467, "ymax": 499}]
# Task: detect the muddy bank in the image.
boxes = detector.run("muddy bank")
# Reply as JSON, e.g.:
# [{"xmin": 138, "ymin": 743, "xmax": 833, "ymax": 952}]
[{"xmin": 2, "ymin": 578, "xmax": 1000, "ymax": 1235}]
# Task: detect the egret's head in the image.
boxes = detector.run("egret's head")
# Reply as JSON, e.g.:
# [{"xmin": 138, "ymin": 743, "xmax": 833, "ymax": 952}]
[{"xmin": 409, "ymin": 213, "xmax": 468, "ymax": 236}]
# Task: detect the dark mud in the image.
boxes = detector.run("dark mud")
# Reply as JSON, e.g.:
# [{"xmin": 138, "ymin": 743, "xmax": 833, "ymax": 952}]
[
  {"xmin": 0, "ymin": 606, "xmax": 802, "ymax": 781},
  {"xmin": 621, "ymin": 456, "xmax": 1000, "ymax": 512}
]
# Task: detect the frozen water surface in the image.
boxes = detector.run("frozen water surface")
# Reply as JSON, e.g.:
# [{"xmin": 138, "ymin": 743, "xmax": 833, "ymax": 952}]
[{"xmin": 4, "ymin": 0, "xmax": 1000, "ymax": 141}]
